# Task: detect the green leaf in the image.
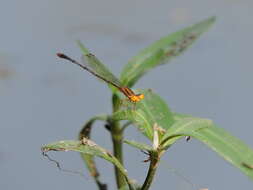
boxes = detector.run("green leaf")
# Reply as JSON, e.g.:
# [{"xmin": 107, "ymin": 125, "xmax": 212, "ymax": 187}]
[
  {"xmin": 41, "ymin": 139, "xmax": 128, "ymax": 177},
  {"xmin": 193, "ymin": 126, "xmax": 253, "ymax": 180},
  {"xmin": 172, "ymin": 112, "xmax": 195, "ymax": 120},
  {"xmin": 167, "ymin": 113, "xmax": 253, "ymax": 180},
  {"xmin": 42, "ymin": 139, "xmax": 136, "ymax": 189},
  {"xmin": 124, "ymin": 140, "xmax": 153, "ymax": 152},
  {"xmin": 112, "ymin": 89, "xmax": 174, "ymax": 140},
  {"xmin": 120, "ymin": 16, "xmax": 216, "ymax": 87},
  {"xmin": 161, "ymin": 117, "xmax": 212, "ymax": 148},
  {"xmin": 78, "ymin": 115, "xmax": 108, "ymax": 187}
]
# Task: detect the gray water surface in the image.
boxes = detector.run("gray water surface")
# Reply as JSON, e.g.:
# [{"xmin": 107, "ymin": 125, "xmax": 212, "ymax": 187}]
[{"xmin": 0, "ymin": 0, "xmax": 253, "ymax": 189}]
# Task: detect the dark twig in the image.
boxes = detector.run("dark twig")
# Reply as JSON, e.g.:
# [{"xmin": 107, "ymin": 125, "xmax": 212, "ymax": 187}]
[{"xmin": 42, "ymin": 152, "xmax": 87, "ymax": 178}]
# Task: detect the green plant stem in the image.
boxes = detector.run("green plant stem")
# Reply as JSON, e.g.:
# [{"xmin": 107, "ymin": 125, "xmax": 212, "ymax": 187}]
[
  {"xmin": 111, "ymin": 121, "xmax": 126, "ymax": 188},
  {"xmin": 141, "ymin": 152, "xmax": 160, "ymax": 190},
  {"xmin": 111, "ymin": 94, "xmax": 126, "ymax": 188}
]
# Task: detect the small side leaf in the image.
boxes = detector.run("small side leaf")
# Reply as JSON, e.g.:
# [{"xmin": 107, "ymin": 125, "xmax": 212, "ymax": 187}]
[
  {"xmin": 79, "ymin": 115, "xmax": 108, "ymax": 139},
  {"xmin": 124, "ymin": 140, "xmax": 153, "ymax": 152},
  {"xmin": 112, "ymin": 89, "xmax": 174, "ymax": 140},
  {"xmin": 41, "ymin": 139, "xmax": 128, "ymax": 177},
  {"xmin": 120, "ymin": 16, "xmax": 216, "ymax": 87}
]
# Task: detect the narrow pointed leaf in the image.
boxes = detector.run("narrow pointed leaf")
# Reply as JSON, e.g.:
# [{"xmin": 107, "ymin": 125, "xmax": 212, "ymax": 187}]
[
  {"xmin": 192, "ymin": 125, "xmax": 253, "ymax": 180},
  {"xmin": 166, "ymin": 113, "xmax": 253, "ymax": 180},
  {"xmin": 120, "ymin": 16, "xmax": 216, "ymax": 87},
  {"xmin": 112, "ymin": 89, "xmax": 174, "ymax": 140}
]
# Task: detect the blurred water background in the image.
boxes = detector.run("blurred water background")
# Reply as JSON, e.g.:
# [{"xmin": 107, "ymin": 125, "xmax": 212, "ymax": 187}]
[{"xmin": 0, "ymin": 0, "xmax": 253, "ymax": 189}]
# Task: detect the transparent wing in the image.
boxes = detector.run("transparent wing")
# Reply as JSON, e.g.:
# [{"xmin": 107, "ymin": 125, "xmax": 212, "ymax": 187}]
[{"xmin": 81, "ymin": 54, "xmax": 122, "ymax": 88}]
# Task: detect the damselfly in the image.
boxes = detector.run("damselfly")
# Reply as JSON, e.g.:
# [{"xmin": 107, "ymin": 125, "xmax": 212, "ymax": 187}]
[{"xmin": 57, "ymin": 53, "xmax": 144, "ymax": 103}]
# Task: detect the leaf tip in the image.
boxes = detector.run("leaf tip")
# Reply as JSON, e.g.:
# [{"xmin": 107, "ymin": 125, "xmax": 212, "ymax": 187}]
[
  {"xmin": 76, "ymin": 40, "xmax": 89, "ymax": 54},
  {"xmin": 208, "ymin": 16, "xmax": 216, "ymax": 23},
  {"xmin": 203, "ymin": 16, "xmax": 216, "ymax": 27}
]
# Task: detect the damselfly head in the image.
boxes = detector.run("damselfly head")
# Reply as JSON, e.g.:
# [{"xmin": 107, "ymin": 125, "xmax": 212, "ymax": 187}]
[
  {"xmin": 137, "ymin": 93, "xmax": 144, "ymax": 100},
  {"xmin": 129, "ymin": 93, "xmax": 144, "ymax": 102}
]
